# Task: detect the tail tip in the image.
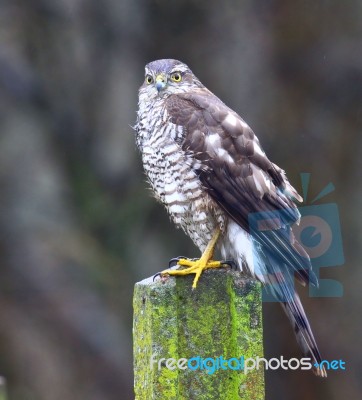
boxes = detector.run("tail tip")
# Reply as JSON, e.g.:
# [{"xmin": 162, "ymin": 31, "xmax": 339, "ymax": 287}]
[{"xmin": 314, "ymin": 365, "xmax": 328, "ymax": 378}]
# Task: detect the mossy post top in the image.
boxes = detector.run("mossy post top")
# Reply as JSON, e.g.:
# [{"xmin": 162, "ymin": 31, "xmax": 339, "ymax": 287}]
[{"xmin": 133, "ymin": 269, "xmax": 265, "ymax": 400}]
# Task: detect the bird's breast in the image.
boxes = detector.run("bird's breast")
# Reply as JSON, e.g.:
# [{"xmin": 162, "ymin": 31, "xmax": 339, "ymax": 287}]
[{"xmin": 136, "ymin": 104, "xmax": 225, "ymax": 251}]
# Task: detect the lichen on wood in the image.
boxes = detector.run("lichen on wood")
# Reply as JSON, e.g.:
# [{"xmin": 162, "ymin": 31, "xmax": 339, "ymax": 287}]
[{"xmin": 133, "ymin": 269, "xmax": 264, "ymax": 400}]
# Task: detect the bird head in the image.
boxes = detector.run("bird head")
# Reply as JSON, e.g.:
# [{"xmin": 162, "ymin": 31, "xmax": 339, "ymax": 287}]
[{"xmin": 139, "ymin": 59, "xmax": 203, "ymax": 101}]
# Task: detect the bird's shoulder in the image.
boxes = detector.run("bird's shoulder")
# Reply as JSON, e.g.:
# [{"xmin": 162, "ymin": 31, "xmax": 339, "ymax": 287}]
[{"xmin": 165, "ymin": 89, "xmax": 233, "ymax": 126}]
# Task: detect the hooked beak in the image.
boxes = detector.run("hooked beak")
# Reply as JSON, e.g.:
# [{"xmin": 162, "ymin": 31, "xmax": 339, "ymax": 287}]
[{"xmin": 155, "ymin": 74, "xmax": 167, "ymax": 92}]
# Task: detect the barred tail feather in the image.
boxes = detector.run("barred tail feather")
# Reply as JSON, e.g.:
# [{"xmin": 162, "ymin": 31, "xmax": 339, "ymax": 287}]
[
  {"xmin": 248, "ymin": 221, "xmax": 326, "ymax": 377},
  {"xmin": 267, "ymin": 266, "xmax": 327, "ymax": 377},
  {"xmin": 281, "ymin": 293, "xmax": 327, "ymax": 377}
]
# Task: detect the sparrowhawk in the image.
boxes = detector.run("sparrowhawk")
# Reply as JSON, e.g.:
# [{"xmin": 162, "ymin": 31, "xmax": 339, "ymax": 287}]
[{"xmin": 135, "ymin": 58, "xmax": 326, "ymax": 377}]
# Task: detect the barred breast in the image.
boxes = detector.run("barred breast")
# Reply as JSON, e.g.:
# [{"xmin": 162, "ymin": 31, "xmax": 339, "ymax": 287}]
[{"xmin": 136, "ymin": 98, "xmax": 226, "ymax": 251}]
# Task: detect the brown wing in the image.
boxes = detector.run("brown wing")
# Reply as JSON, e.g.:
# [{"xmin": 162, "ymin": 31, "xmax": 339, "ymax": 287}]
[
  {"xmin": 166, "ymin": 91, "xmax": 301, "ymax": 230},
  {"xmin": 165, "ymin": 91, "xmax": 316, "ymax": 285}
]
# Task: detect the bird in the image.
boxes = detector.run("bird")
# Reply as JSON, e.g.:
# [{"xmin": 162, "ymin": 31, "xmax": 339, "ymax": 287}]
[{"xmin": 135, "ymin": 58, "xmax": 326, "ymax": 377}]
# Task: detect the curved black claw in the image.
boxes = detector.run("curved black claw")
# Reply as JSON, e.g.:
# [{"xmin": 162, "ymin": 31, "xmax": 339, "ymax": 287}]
[
  {"xmin": 168, "ymin": 256, "xmax": 188, "ymax": 268},
  {"xmin": 153, "ymin": 272, "xmax": 162, "ymax": 282},
  {"xmin": 221, "ymin": 260, "xmax": 238, "ymax": 270}
]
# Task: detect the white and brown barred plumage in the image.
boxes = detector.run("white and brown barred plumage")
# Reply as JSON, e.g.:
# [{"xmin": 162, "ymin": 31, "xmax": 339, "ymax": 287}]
[{"xmin": 135, "ymin": 59, "xmax": 326, "ymax": 377}]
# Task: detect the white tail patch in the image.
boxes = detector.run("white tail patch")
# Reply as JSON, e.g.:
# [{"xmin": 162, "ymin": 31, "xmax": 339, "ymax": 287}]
[{"xmin": 221, "ymin": 220, "xmax": 266, "ymax": 283}]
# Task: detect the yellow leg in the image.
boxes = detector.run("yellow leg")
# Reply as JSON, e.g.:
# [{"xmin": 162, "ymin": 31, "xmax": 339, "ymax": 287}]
[{"xmin": 161, "ymin": 229, "xmax": 223, "ymax": 289}]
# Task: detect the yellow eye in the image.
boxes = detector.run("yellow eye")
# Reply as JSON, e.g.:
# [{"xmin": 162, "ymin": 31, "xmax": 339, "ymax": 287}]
[
  {"xmin": 145, "ymin": 75, "xmax": 153, "ymax": 84},
  {"xmin": 171, "ymin": 72, "xmax": 182, "ymax": 82}
]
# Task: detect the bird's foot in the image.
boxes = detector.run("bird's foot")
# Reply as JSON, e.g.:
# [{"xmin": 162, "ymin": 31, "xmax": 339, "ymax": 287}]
[
  {"xmin": 161, "ymin": 256, "xmax": 228, "ymax": 289},
  {"xmin": 161, "ymin": 229, "xmax": 224, "ymax": 289}
]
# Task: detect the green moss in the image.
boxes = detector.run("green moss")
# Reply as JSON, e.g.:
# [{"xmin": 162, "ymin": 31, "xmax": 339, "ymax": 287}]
[{"xmin": 133, "ymin": 270, "xmax": 264, "ymax": 399}]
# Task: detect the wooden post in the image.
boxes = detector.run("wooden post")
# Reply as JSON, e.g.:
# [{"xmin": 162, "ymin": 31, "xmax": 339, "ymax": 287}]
[{"xmin": 133, "ymin": 269, "xmax": 265, "ymax": 400}]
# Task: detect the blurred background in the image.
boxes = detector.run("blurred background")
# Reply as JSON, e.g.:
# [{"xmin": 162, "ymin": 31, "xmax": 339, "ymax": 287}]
[{"xmin": 0, "ymin": 0, "xmax": 361, "ymax": 399}]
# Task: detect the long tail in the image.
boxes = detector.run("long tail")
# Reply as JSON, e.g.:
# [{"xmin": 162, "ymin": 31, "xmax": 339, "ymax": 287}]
[
  {"xmin": 265, "ymin": 257, "xmax": 327, "ymax": 377},
  {"xmin": 247, "ymin": 212, "xmax": 327, "ymax": 377}
]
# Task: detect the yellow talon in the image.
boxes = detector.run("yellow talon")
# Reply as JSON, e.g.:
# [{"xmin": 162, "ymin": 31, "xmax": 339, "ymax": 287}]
[{"xmin": 161, "ymin": 229, "xmax": 223, "ymax": 288}]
